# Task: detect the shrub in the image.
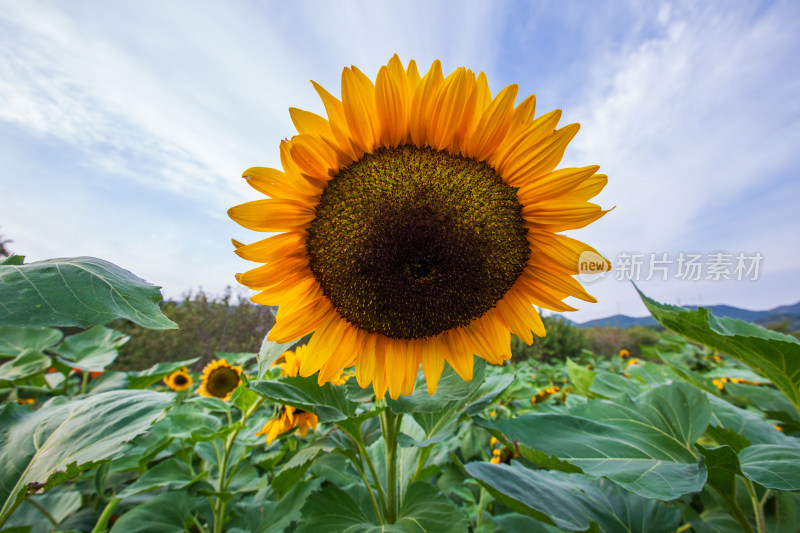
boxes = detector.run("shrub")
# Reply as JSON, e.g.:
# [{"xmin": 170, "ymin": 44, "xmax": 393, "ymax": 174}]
[
  {"xmin": 112, "ymin": 287, "xmax": 275, "ymax": 371},
  {"xmin": 510, "ymin": 315, "xmax": 586, "ymax": 362}
]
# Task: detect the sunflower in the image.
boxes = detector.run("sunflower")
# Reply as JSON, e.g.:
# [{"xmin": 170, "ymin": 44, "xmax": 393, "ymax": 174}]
[
  {"xmin": 256, "ymin": 405, "xmax": 319, "ymax": 445},
  {"xmin": 198, "ymin": 359, "xmax": 242, "ymax": 401},
  {"xmin": 278, "ymin": 345, "xmax": 353, "ymax": 384},
  {"xmin": 164, "ymin": 368, "xmax": 194, "ymax": 392},
  {"xmin": 619, "ymin": 349, "xmax": 630, "ymax": 359},
  {"xmin": 229, "ymin": 55, "xmax": 608, "ymax": 399}
]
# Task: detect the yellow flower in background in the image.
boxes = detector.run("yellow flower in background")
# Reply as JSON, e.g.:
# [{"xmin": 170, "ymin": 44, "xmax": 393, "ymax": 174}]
[
  {"xmin": 256, "ymin": 405, "xmax": 319, "ymax": 445},
  {"xmin": 198, "ymin": 359, "xmax": 242, "ymax": 401},
  {"xmin": 229, "ymin": 55, "xmax": 609, "ymax": 399},
  {"xmin": 16, "ymin": 398, "xmax": 35, "ymax": 405},
  {"xmin": 531, "ymin": 385, "xmax": 561, "ymax": 405},
  {"xmin": 164, "ymin": 368, "xmax": 193, "ymax": 392},
  {"xmin": 619, "ymin": 349, "xmax": 630, "ymax": 359},
  {"xmin": 278, "ymin": 346, "xmax": 305, "ymax": 377}
]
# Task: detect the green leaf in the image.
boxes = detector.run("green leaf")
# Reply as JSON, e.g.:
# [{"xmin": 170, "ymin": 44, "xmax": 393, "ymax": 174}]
[
  {"xmin": 478, "ymin": 382, "xmax": 710, "ymax": 500},
  {"xmin": 0, "ymin": 255, "xmax": 24, "ymax": 266},
  {"xmin": 117, "ymin": 458, "xmax": 197, "ymax": 498},
  {"xmin": 294, "ymin": 481, "xmax": 467, "ymax": 533},
  {"xmin": 270, "ymin": 436, "xmax": 357, "ymax": 497},
  {"xmin": 250, "ymin": 375, "xmax": 360, "ymax": 422},
  {"xmin": 0, "ymin": 257, "xmax": 177, "ymax": 330},
  {"xmin": 109, "ymin": 491, "xmax": 193, "ymax": 533},
  {"xmin": 0, "ymin": 390, "xmax": 172, "ymax": 520},
  {"xmin": 4, "ymin": 490, "xmax": 82, "ymax": 533},
  {"xmin": 566, "ymin": 357, "xmax": 596, "ymax": 397},
  {"xmin": 638, "ymin": 289, "xmax": 800, "ymax": 416},
  {"xmin": 160, "ymin": 404, "xmax": 223, "ymax": 441},
  {"xmin": 395, "ymin": 481, "xmax": 469, "ymax": 532},
  {"xmin": 706, "ymin": 393, "xmax": 789, "ymax": 447},
  {"xmin": 126, "ymin": 357, "xmax": 199, "ymax": 389},
  {"xmin": 739, "ymin": 444, "xmax": 800, "ymax": 491},
  {"xmin": 257, "ymin": 324, "xmax": 292, "ymax": 381},
  {"xmin": 50, "ymin": 326, "xmax": 128, "ymax": 372},
  {"xmin": 0, "ymin": 327, "xmax": 62, "ymax": 357},
  {"xmin": 696, "ymin": 445, "xmax": 741, "ymax": 496},
  {"xmin": 465, "ymin": 462, "xmax": 680, "ymax": 532},
  {"xmin": 589, "ymin": 371, "xmax": 642, "ymax": 398},
  {"xmin": 235, "ymin": 478, "xmax": 322, "ymax": 533},
  {"xmin": 0, "ymin": 350, "xmax": 50, "ymax": 383}
]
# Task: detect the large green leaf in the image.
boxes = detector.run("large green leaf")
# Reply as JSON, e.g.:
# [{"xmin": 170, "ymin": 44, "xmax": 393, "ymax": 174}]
[
  {"xmin": 0, "ymin": 350, "xmax": 50, "ymax": 383},
  {"xmin": 109, "ymin": 491, "xmax": 193, "ymax": 533},
  {"xmin": 739, "ymin": 444, "xmax": 800, "ymax": 491},
  {"xmin": 250, "ymin": 375, "xmax": 361, "ymax": 422},
  {"xmin": 50, "ymin": 327, "xmax": 128, "ymax": 372},
  {"xmin": 0, "ymin": 257, "xmax": 176, "ymax": 330},
  {"xmin": 479, "ymin": 382, "xmax": 710, "ymax": 499},
  {"xmin": 465, "ymin": 462, "xmax": 680, "ymax": 532},
  {"xmin": 0, "ymin": 390, "xmax": 172, "ymax": 520},
  {"xmin": 388, "ymin": 359, "xmax": 513, "ymax": 447},
  {"xmin": 3, "ymin": 490, "xmax": 81, "ymax": 533},
  {"xmin": 256, "ymin": 326, "xmax": 293, "ymax": 381},
  {"xmin": 639, "ymin": 289, "xmax": 800, "ymax": 415},
  {"xmin": 117, "ymin": 458, "xmax": 198, "ymax": 498},
  {"xmin": 566, "ymin": 357, "xmax": 596, "ymax": 397},
  {"xmin": 294, "ymin": 481, "xmax": 467, "ymax": 533},
  {"xmin": 0, "ymin": 328, "xmax": 62, "ymax": 357}
]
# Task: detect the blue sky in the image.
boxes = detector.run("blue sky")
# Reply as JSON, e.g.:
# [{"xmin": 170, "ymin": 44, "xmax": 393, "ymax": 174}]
[{"xmin": 1, "ymin": 0, "xmax": 798, "ymax": 322}]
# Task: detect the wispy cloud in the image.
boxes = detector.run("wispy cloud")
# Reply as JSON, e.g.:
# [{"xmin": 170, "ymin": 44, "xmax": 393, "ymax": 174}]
[{"xmin": 1, "ymin": 0, "xmax": 798, "ymax": 319}]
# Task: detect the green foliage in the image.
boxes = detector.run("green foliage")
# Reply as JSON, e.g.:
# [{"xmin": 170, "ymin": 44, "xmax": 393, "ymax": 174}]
[
  {"xmin": 3, "ymin": 253, "xmax": 800, "ymax": 533},
  {"xmin": 112, "ymin": 288, "xmax": 275, "ymax": 371},
  {"xmin": 511, "ymin": 315, "xmax": 585, "ymax": 362}
]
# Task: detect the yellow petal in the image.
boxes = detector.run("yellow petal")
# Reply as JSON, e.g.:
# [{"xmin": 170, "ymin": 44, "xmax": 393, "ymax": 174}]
[
  {"xmin": 228, "ymin": 199, "xmax": 315, "ymax": 232},
  {"xmin": 409, "ymin": 60, "xmax": 443, "ymax": 147},
  {"xmin": 517, "ymin": 166, "xmax": 600, "ymax": 204},
  {"xmin": 428, "ymin": 67, "xmax": 470, "ymax": 151},
  {"xmin": 466, "ymin": 84, "xmax": 518, "ymax": 161},
  {"xmin": 491, "ymin": 109, "xmax": 562, "ymax": 175},
  {"xmin": 522, "ymin": 200, "xmax": 602, "ymax": 226},
  {"xmin": 234, "ymin": 231, "xmax": 306, "ymax": 263},
  {"xmin": 311, "ymin": 80, "xmax": 360, "ymax": 161},
  {"xmin": 289, "ymin": 134, "xmax": 339, "ymax": 181},
  {"xmin": 342, "ymin": 67, "xmax": 379, "ymax": 154},
  {"xmin": 503, "ymin": 123, "xmax": 580, "ymax": 186},
  {"xmin": 421, "ymin": 335, "xmax": 445, "ymax": 395},
  {"xmin": 356, "ymin": 334, "xmax": 378, "ymax": 389}
]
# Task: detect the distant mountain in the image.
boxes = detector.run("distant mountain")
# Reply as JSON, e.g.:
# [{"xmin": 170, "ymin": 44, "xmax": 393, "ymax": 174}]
[{"xmin": 574, "ymin": 301, "xmax": 800, "ymax": 329}]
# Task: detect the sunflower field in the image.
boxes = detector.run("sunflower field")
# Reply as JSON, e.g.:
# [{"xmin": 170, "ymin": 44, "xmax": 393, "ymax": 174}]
[
  {"xmin": 3, "ymin": 56, "xmax": 800, "ymax": 533},
  {"xmin": 1, "ymin": 253, "xmax": 799, "ymax": 533}
]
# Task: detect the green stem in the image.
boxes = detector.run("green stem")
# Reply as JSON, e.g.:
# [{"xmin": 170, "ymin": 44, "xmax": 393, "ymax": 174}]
[
  {"xmin": 710, "ymin": 484, "xmax": 753, "ymax": 533},
  {"xmin": 213, "ymin": 398, "xmax": 265, "ymax": 533},
  {"xmin": 0, "ymin": 496, "xmax": 25, "ymax": 529},
  {"xmin": 80, "ymin": 371, "xmax": 89, "ymax": 395},
  {"xmin": 355, "ymin": 437, "xmax": 388, "ymax": 515},
  {"xmin": 28, "ymin": 497, "xmax": 58, "ymax": 525},
  {"xmin": 745, "ymin": 478, "xmax": 766, "ymax": 533},
  {"xmin": 381, "ymin": 409, "xmax": 401, "ymax": 523},
  {"xmin": 413, "ymin": 445, "xmax": 433, "ymax": 481},
  {"xmin": 90, "ymin": 497, "xmax": 120, "ymax": 533},
  {"xmin": 353, "ymin": 455, "xmax": 384, "ymax": 524}
]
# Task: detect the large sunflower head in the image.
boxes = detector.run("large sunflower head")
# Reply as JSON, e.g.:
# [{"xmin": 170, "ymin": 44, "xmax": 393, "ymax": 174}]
[
  {"xmin": 164, "ymin": 368, "xmax": 193, "ymax": 392},
  {"xmin": 198, "ymin": 359, "xmax": 242, "ymax": 401},
  {"xmin": 256, "ymin": 405, "xmax": 319, "ymax": 445},
  {"xmin": 229, "ymin": 55, "xmax": 609, "ymax": 400}
]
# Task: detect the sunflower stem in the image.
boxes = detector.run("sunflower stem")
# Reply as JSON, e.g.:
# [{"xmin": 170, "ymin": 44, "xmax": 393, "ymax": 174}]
[
  {"xmin": 745, "ymin": 478, "xmax": 766, "ymax": 533},
  {"xmin": 381, "ymin": 408, "xmax": 401, "ymax": 523},
  {"xmin": 90, "ymin": 497, "xmax": 120, "ymax": 533},
  {"xmin": 354, "ymin": 435, "xmax": 388, "ymax": 518},
  {"xmin": 213, "ymin": 397, "xmax": 265, "ymax": 533},
  {"xmin": 80, "ymin": 370, "xmax": 89, "ymax": 395}
]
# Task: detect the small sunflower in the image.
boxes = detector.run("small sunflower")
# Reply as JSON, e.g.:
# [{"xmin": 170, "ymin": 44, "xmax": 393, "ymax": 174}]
[
  {"xmin": 164, "ymin": 368, "xmax": 194, "ymax": 392},
  {"xmin": 256, "ymin": 405, "xmax": 319, "ymax": 445},
  {"xmin": 619, "ymin": 349, "xmax": 630, "ymax": 359},
  {"xmin": 230, "ymin": 55, "xmax": 609, "ymax": 399},
  {"xmin": 198, "ymin": 359, "xmax": 242, "ymax": 401}
]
